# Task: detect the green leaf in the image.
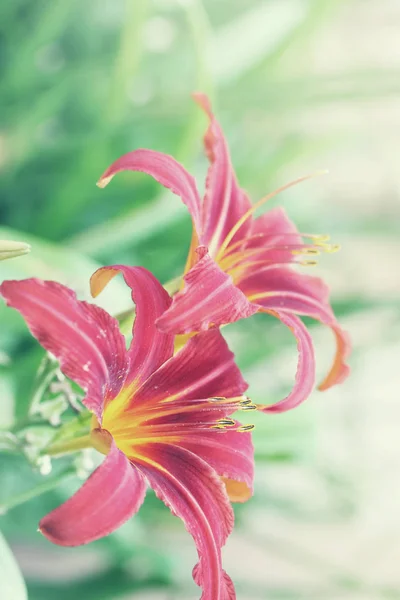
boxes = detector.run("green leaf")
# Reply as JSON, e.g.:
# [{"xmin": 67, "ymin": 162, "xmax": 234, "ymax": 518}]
[{"xmin": 0, "ymin": 530, "xmax": 27, "ymax": 600}]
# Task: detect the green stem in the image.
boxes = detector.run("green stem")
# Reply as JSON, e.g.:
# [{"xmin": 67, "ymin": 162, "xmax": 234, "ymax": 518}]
[
  {"xmin": 29, "ymin": 359, "xmax": 59, "ymax": 416},
  {"xmin": 45, "ymin": 434, "xmax": 94, "ymax": 457},
  {"xmin": 0, "ymin": 468, "xmax": 76, "ymax": 514}
]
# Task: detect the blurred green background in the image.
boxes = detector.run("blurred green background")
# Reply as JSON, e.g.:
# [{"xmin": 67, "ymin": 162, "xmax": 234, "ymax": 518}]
[{"xmin": 1, "ymin": 0, "xmax": 399, "ymax": 598}]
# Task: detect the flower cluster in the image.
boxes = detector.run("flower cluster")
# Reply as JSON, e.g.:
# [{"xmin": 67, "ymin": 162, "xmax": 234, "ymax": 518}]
[{"xmin": 0, "ymin": 95, "xmax": 350, "ymax": 599}]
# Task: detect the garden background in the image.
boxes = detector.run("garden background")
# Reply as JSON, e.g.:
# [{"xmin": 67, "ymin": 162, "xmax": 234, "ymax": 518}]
[{"xmin": 1, "ymin": 0, "xmax": 399, "ymax": 598}]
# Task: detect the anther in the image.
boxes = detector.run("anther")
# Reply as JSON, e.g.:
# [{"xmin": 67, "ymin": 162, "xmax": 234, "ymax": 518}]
[
  {"xmin": 216, "ymin": 419, "xmax": 236, "ymax": 427},
  {"xmin": 240, "ymin": 404, "xmax": 257, "ymax": 411},
  {"xmin": 239, "ymin": 396, "xmax": 253, "ymax": 406},
  {"xmin": 311, "ymin": 234, "xmax": 330, "ymax": 243},
  {"xmin": 237, "ymin": 424, "xmax": 255, "ymax": 432},
  {"xmin": 292, "ymin": 248, "xmax": 320, "ymax": 256},
  {"xmin": 299, "ymin": 260, "xmax": 318, "ymax": 267},
  {"xmin": 314, "ymin": 241, "xmax": 340, "ymax": 253},
  {"xmin": 210, "ymin": 397, "xmax": 226, "ymax": 402}
]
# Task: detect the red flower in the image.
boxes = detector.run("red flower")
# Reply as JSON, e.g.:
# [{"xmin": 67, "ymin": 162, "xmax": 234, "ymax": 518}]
[
  {"xmin": 0, "ymin": 266, "xmax": 254, "ymax": 599},
  {"xmin": 98, "ymin": 95, "xmax": 350, "ymax": 412}
]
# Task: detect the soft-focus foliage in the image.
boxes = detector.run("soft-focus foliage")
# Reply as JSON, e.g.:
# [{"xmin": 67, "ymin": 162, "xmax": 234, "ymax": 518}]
[{"xmin": 1, "ymin": 0, "xmax": 399, "ymax": 598}]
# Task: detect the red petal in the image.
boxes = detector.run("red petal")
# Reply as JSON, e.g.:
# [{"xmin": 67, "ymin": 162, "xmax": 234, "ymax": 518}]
[
  {"xmin": 250, "ymin": 207, "xmax": 302, "ymax": 245},
  {"xmin": 40, "ymin": 442, "xmax": 146, "ymax": 546},
  {"xmin": 90, "ymin": 265, "xmax": 174, "ymax": 385},
  {"xmin": 193, "ymin": 93, "xmax": 252, "ymax": 255},
  {"xmin": 156, "ymin": 248, "xmax": 257, "ymax": 334},
  {"xmin": 134, "ymin": 329, "xmax": 248, "ymax": 405},
  {"xmin": 257, "ymin": 310, "xmax": 316, "ymax": 413},
  {"xmin": 240, "ymin": 267, "xmax": 351, "ymax": 390},
  {"xmin": 137, "ymin": 443, "xmax": 236, "ymax": 599},
  {"xmin": 0, "ymin": 279, "xmax": 128, "ymax": 418},
  {"xmin": 179, "ymin": 428, "xmax": 254, "ymax": 503},
  {"xmin": 97, "ymin": 149, "xmax": 202, "ymax": 236}
]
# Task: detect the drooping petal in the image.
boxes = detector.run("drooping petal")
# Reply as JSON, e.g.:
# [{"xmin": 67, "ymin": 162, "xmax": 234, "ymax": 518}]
[
  {"xmin": 0, "ymin": 279, "xmax": 128, "ymax": 418},
  {"xmin": 179, "ymin": 428, "xmax": 254, "ymax": 503},
  {"xmin": 240, "ymin": 267, "xmax": 350, "ymax": 389},
  {"xmin": 40, "ymin": 441, "xmax": 146, "ymax": 546},
  {"xmin": 90, "ymin": 265, "xmax": 174, "ymax": 385},
  {"xmin": 256, "ymin": 310, "xmax": 316, "ymax": 413},
  {"xmin": 156, "ymin": 247, "xmax": 257, "ymax": 334},
  {"xmin": 136, "ymin": 443, "xmax": 235, "ymax": 599},
  {"xmin": 193, "ymin": 93, "xmax": 252, "ymax": 255},
  {"xmin": 134, "ymin": 329, "xmax": 248, "ymax": 406},
  {"xmin": 318, "ymin": 325, "xmax": 352, "ymax": 391},
  {"xmin": 97, "ymin": 149, "xmax": 203, "ymax": 236}
]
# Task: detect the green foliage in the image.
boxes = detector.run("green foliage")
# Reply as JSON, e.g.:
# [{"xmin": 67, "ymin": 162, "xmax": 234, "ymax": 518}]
[{"xmin": 0, "ymin": 530, "xmax": 27, "ymax": 600}]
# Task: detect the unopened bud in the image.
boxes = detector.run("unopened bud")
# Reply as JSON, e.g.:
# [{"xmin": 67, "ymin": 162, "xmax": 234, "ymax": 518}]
[{"xmin": 0, "ymin": 240, "xmax": 30, "ymax": 261}]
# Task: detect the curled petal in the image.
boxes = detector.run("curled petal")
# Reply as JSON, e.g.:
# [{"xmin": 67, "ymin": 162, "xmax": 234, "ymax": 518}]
[
  {"xmin": 0, "ymin": 279, "xmax": 128, "ymax": 418},
  {"xmin": 240, "ymin": 267, "xmax": 350, "ymax": 390},
  {"xmin": 40, "ymin": 442, "xmax": 146, "ymax": 546},
  {"xmin": 134, "ymin": 329, "xmax": 248, "ymax": 405},
  {"xmin": 257, "ymin": 310, "xmax": 316, "ymax": 413},
  {"xmin": 137, "ymin": 443, "xmax": 235, "ymax": 599},
  {"xmin": 91, "ymin": 265, "xmax": 173, "ymax": 385},
  {"xmin": 97, "ymin": 149, "xmax": 202, "ymax": 236},
  {"xmin": 318, "ymin": 325, "xmax": 351, "ymax": 391},
  {"xmin": 193, "ymin": 93, "xmax": 252, "ymax": 254},
  {"xmin": 156, "ymin": 247, "xmax": 257, "ymax": 334}
]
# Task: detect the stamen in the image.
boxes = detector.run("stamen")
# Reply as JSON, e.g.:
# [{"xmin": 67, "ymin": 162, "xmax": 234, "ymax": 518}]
[
  {"xmin": 237, "ymin": 424, "xmax": 255, "ymax": 432},
  {"xmin": 211, "ymin": 419, "xmax": 236, "ymax": 430},
  {"xmin": 314, "ymin": 242, "xmax": 340, "ymax": 253},
  {"xmin": 216, "ymin": 170, "xmax": 328, "ymax": 261},
  {"xmin": 221, "ymin": 244, "xmax": 318, "ymax": 275},
  {"xmin": 239, "ymin": 396, "xmax": 253, "ymax": 406},
  {"xmin": 299, "ymin": 260, "xmax": 318, "ymax": 267},
  {"xmin": 291, "ymin": 248, "xmax": 320, "ymax": 256},
  {"xmin": 216, "ymin": 419, "xmax": 236, "ymax": 426},
  {"xmin": 311, "ymin": 234, "xmax": 330, "ymax": 243},
  {"xmin": 239, "ymin": 405, "xmax": 257, "ymax": 411}
]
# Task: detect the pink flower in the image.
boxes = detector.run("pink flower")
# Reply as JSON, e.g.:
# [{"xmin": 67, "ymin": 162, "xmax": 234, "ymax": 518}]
[
  {"xmin": 97, "ymin": 94, "xmax": 350, "ymax": 412},
  {"xmin": 0, "ymin": 266, "xmax": 254, "ymax": 600}
]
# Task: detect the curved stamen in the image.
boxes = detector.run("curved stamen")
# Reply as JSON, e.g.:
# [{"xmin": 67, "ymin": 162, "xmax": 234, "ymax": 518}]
[
  {"xmin": 219, "ymin": 232, "xmax": 329, "ymax": 260},
  {"xmin": 219, "ymin": 244, "xmax": 322, "ymax": 273},
  {"xmin": 215, "ymin": 171, "xmax": 328, "ymax": 262},
  {"xmin": 237, "ymin": 424, "xmax": 255, "ymax": 432}
]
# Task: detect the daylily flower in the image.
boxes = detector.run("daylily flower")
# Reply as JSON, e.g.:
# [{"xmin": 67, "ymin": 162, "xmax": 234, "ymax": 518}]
[
  {"xmin": 0, "ymin": 266, "xmax": 254, "ymax": 599},
  {"xmin": 97, "ymin": 94, "xmax": 350, "ymax": 412}
]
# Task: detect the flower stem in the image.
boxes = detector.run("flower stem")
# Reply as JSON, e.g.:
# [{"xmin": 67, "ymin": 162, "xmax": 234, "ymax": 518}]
[
  {"xmin": 45, "ymin": 434, "xmax": 94, "ymax": 457},
  {"xmin": 0, "ymin": 468, "xmax": 76, "ymax": 514}
]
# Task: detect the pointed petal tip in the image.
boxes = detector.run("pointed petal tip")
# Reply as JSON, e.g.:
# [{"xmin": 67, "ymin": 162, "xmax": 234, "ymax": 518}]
[
  {"xmin": 192, "ymin": 91, "xmax": 212, "ymax": 114},
  {"xmin": 90, "ymin": 267, "xmax": 118, "ymax": 298},
  {"xmin": 318, "ymin": 365, "xmax": 350, "ymax": 391},
  {"xmin": 318, "ymin": 326, "xmax": 351, "ymax": 391},
  {"xmin": 96, "ymin": 175, "xmax": 112, "ymax": 189}
]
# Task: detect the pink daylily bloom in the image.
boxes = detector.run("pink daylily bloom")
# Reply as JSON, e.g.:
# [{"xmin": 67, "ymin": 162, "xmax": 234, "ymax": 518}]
[
  {"xmin": 0, "ymin": 267, "xmax": 254, "ymax": 600},
  {"xmin": 97, "ymin": 94, "xmax": 351, "ymax": 412}
]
